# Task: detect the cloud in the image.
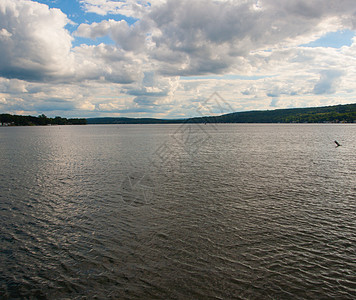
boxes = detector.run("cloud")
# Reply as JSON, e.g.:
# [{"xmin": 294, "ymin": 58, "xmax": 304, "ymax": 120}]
[
  {"xmin": 270, "ymin": 98, "xmax": 279, "ymax": 108},
  {"xmin": 118, "ymin": 0, "xmax": 354, "ymax": 77},
  {"xmin": 242, "ymin": 87, "xmax": 257, "ymax": 96},
  {"xmin": 3, "ymin": 0, "xmax": 356, "ymax": 83},
  {"xmin": 313, "ymin": 70, "xmax": 344, "ymax": 94},
  {"xmin": 0, "ymin": 28, "xmax": 12, "ymax": 39},
  {"xmin": 34, "ymin": 98, "xmax": 76, "ymax": 112},
  {"xmin": 0, "ymin": 79, "xmax": 28, "ymax": 93},
  {"xmin": 73, "ymin": 43, "xmax": 142, "ymax": 83},
  {"xmin": 0, "ymin": 96, "xmax": 25, "ymax": 112},
  {"xmin": 0, "ymin": 0, "xmax": 144, "ymax": 84},
  {"xmin": 122, "ymin": 72, "xmax": 179, "ymax": 114},
  {"xmin": 75, "ymin": 20, "xmax": 113, "ymax": 39},
  {"xmin": 75, "ymin": 19, "xmax": 147, "ymax": 52},
  {"xmin": 79, "ymin": 0, "xmax": 151, "ymax": 18},
  {"xmin": 133, "ymin": 96, "xmax": 157, "ymax": 106},
  {"xmin": 0, "ymin": 0, "xmax": 74, "ymax": 81}
]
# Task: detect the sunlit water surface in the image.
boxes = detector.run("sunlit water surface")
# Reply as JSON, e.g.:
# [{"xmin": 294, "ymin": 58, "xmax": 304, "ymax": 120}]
[{"xmin": 0, "ymin": 124, "xmax": 355, "ymax": 299}]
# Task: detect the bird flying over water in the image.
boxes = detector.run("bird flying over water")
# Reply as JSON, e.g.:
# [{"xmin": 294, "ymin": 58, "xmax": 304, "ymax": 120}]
[{"xmin": 334, "ymin": 140, "xmax": 341, "ymax": 147}]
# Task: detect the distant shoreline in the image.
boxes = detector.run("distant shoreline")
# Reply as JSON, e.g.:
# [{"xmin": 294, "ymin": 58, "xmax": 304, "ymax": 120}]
[
  {"xmin": 87, "ymin": 103, "xmax": 356, "ymax": 124},
  {"xmin": 1, "ymin": 123, "xmax": 356, "ymax": 128},
  {"xmin": 1, "ymin": 103, "xmax": 355, "ymax": 126},
  {"xmin": 0, "ymin": 114, "xmax": 86, "ymax": 126}
]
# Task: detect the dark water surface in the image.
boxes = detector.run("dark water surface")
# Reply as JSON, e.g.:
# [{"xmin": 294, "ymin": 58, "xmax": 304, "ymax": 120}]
[{"xmin": 0, "ymin": 124, "xmax": 355, "ymax": 299}]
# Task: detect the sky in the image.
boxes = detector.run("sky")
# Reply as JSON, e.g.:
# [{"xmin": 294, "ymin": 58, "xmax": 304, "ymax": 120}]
[{"xmin": 0, "ymin": 0, "xmax": 356, "ymax": 118}]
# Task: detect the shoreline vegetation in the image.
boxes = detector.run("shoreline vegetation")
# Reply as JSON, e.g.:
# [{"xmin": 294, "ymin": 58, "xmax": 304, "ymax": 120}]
[
  {"xmin": 1, "ymin": 103, "xmax": 355, "ymax": 126},
  {"xmin": 0, "ymin": 114, "xmax": 87, "ymax": 126},
  {"xmin": 88, "ymin": 103, "xmax": 356, "ymax": 124}
]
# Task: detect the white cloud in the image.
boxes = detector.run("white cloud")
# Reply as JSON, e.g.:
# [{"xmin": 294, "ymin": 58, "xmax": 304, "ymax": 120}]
[
  {"xmin": 0, "ymin": 0, "xmax": 74, "ymax": 81},
  {"xmin": 75, "ymin": 19, "xmax": 147, "ymax": 51},
  {"xmin": 313, "ymin": 70, "xmax": 345, "ymax": 95},
  {"xmin": 145, "ymin": 0, "xmax": 356, "ymax": 76},
  {"xmin": 79, "ymin": 0, "xmax": 151, "ymax": 18},
  {"xmin": 73, "ymin": 43, "xmax": 143, "ymax": 83},
  {"xmin": 75, "ymin": 20, "xmax": 113, "ymax": 39},
  {"xmin": 0, "ymin": 28, "xmax": 12, "ymax": 39}
]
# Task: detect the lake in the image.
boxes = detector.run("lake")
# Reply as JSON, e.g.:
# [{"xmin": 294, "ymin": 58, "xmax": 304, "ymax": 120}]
[{"xmin": 0, "ymin": 124, "xmax": 355, "ymax": 299}]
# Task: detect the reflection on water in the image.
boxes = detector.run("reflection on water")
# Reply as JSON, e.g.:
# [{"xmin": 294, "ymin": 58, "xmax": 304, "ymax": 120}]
[{"xmin": 0, "ymin": 124, "xmax": 355, "ymax": 299}]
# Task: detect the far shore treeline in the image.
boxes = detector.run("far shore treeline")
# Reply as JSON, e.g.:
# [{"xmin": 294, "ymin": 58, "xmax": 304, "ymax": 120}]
[
  {"xmin": 87, "ymin": 103, "xmax": 356, "ymax": 124},
  {"xmin": 0, "ymin": 114, "xmax": 87, "ymax": 126},
  {"xmin": 1, "ymin": 103, "xmax": 355, "ymax": 126}
]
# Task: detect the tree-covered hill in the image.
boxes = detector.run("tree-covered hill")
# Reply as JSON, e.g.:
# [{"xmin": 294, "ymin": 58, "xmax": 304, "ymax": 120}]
[
  {"xmin": 188, "ymin": 103, "xmax": 356, "ymax": 123},
  {"xmin": 1, "ymin": 103, "xmax": 355, "ymax": 126},
  {"xmin": 0, "ymin": 114, "xmax": 87, "ymax": 126},
  {"xmin": 87, "ymin": 103, "xmax": 356, "ymax": 124}
]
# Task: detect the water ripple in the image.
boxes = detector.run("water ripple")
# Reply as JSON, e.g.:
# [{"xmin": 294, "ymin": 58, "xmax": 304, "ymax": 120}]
[{"xmin": 0, "ymin": 124, "xmax": 355, "ymax": 299}]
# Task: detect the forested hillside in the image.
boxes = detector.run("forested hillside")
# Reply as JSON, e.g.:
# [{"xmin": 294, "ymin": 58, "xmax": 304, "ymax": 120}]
[{"xmin": 0, "ymin": 114, "xmax": 87, "ymax": 126}]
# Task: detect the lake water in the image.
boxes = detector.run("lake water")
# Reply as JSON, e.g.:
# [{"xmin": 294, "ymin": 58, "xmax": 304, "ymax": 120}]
[{"xmin": 0, "ymin": 124, "xmax": 355, "ymax": 299}]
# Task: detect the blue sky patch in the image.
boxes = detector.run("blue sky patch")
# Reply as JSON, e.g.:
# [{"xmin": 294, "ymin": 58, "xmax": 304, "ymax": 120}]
[{"xmin": 302, "ymin": 30, "xmax": 355, "ymax": 48}]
